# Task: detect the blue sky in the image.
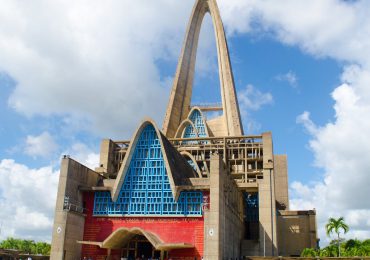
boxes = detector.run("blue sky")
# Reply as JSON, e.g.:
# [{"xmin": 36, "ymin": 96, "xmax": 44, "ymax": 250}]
[{"xmin": 1, "ymin": 0, "xmax": 370, "ymax": 245}]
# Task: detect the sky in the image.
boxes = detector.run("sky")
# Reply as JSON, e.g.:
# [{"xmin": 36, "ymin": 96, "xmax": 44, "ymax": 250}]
[{"xmin": 1, "ymin": 0, "xmax": 370, "ymax": 246}]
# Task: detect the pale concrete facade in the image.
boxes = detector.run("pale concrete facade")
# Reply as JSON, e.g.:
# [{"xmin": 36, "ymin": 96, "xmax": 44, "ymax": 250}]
[
  {"xmin": 50, "ymin": 0, "xmax": 317, "ymax": 259},
  {"xmin": 277, "ymin": 210, "xmax": 317, "ymax": 256},
  {"xmin": 50, "ymin": 158, "xmax": 101, "ymax": 259},
  {"xmin": 204, "ymin": 154, "xmax": 243, "ymax": 259},
  {"xmin": 274, "ymin": 155, "xmax": 289, "ymax": 210}
]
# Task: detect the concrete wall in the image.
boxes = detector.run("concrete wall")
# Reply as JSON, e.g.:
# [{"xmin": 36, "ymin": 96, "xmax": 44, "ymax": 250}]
[
  {"xmin": 274, "ymin": 155, "xmax": 289, "ymax": 210},
  {"xmin": 206, "ymin": 116, "xmax": 227, "ymax": 137},
  {"xmin": 204, "ymin": 154, "xmax": 243, "ymax": 260},
  {"xmin": 223, "ymin": 166, "xmax": 244, "ymax": 259},
  {"xmin": 96, "ymin": 139, "xmax": 119, "ymax": 177},
  {"xmin": 257, "ymin": 132, "xmax": 278, "ymax": 256},
  {"xmin": 50, "ymin": 157, "xmax": 101, "ymax": 260},
  {"xmin": 277, "ymin": 210, "xmax": 317, "ymax": 256}
]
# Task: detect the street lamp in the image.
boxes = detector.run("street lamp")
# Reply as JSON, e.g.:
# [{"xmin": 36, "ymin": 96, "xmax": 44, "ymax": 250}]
[{"xmin": 267, "ymin": 159, "xmax": 274, "ymax": 256}]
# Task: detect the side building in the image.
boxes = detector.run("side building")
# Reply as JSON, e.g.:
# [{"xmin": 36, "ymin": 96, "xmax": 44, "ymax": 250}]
[{"xmin": 50, "ymin": 0, "xmax": 318, "ymax": 259}]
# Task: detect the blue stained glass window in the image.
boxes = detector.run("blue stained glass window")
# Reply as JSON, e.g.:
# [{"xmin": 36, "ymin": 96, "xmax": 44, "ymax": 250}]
[
  {"xmin": 93, "ymin": 124, "xmax": 203, "ymax": 216},
  {"xmin": 190, "ymin": 109, "xmax": 207, "ymax": 137},
  {"xmin": 187, "ymin": 159, "xmax": 197, "ymax": 171},
  {"xmin": 183, "ymin": 109, "xmax": 207, "ymax": 138},
  {"xmin": 183, "ymin": 123, "xmax": 197, "ymax": 138},
  {"xmin": 244, "ymin": 192, "xmax": 259, "ymax": 222}
]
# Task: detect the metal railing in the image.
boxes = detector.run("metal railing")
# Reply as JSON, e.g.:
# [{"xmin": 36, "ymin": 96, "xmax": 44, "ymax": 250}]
[
  {"xmin": 63, "ymin": 196, "xmax": 85, "ymax": 214},
  {"xmin": 110, "ymin": 135, "xmax": 265, "ymax": 185}
]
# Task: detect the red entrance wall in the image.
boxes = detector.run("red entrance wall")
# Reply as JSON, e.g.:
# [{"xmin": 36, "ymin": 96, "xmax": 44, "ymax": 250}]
[{"xmin": 82, "ymin": 192, "xmax": 204, "ymax": 260}]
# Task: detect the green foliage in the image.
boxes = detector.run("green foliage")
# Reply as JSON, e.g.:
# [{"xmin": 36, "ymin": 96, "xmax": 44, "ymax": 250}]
[
  {"xmin": 301, "ymin": 248, "xmax": 318, "ymax": 257},
  {"xmin": 344, "ymin": 238, "xmax": 361, "ymax": 250},
  {"xmin": 329, "ymin": 238, "xmax": 345, "ymax": 245},
  {"xmin": 301, "ymin": 238, "xmax": 370, "ymax": 257},
  {"xmin": 319, "ymin": 244, "xmax": 339, "ymax": 257},
  {"xmin": 363, "ymin": 239, "xmax": 370, "ymax": 247},
  {"xmin": 0, "ymin": 237, "xmax": 50, "ymax": 255}
]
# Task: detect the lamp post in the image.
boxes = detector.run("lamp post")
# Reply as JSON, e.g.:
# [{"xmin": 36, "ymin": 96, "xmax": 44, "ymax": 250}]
[
  {"xmin": 267, "ymin": 159, "xmax": 274, "ymax": 256},
  {"xmin": 263, "ymin": 228, "xmax": 266, "ymax": 257}
]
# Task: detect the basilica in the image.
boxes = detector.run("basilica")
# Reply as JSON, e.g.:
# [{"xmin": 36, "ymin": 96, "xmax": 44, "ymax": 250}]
[{"xmin": 50, "ymin": 0, "xmax": 317, "ymax": 259}]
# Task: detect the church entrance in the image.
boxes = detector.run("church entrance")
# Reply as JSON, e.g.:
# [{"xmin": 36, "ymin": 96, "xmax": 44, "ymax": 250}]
[
  {"xmin": 137, "ymin": 241, "xmax": 153, "ymax": 258},
  {"xmin": 121, "ymin": 235, "xmax": 163, "ymax": 260}
]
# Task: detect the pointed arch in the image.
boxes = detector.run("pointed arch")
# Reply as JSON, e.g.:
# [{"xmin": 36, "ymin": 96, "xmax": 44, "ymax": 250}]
[
  {"xmin": 110, "ymin": 119, "xmax": 197, "ymax": 202},
  {"xmin": 174, "ymin": 119, "xmax": 198, "ymax": 138},
  {"xmin": 175, "ymin": 107, "xmax": 210, "ymax": 139},
  {"xmin": 163, "ymin": 0, "xmax": 243, "ymax": 138},
  {"xmin": 93, "ymin": 119, "xmax": 204, "ymax": 216},
  {"xmin": 187, "ymin": 107, "xmax": 209, "ymax": 137},
  {"xmin": 180, "ymin": 151, "xmax": 202, "ymax": 178}
]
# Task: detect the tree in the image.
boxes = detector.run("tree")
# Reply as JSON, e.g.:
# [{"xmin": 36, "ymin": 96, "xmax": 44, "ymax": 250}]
[
  {"xmin": 0, "ymin": 237, "xmax": 51, "ymax": 255},
  {"xmin": 325, "ymin": 217, "xmax": 349, "ymax": 256}
]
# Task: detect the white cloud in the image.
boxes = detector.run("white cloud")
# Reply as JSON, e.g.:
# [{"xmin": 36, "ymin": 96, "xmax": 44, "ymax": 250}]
[
  {"xmin": 296, "ymin": 111, "xmax": 318, "ymax": 136},
  {"xmin": 24, "ymin": 131, "xmax": 58, "ymax": 158},
  {"xmin": 218, "ymin": 0, "xmax": 370, "ymax": 65},
  {"xmin": 0, "ymin": 0, "xmax": 196, "ymax": 138},
  {"xmin": 293, "ymin": 79, "xmax": 370, "ymax": 244},
  {"xmin": 62, "ymin": 143, "xmax": 99, "ymax": 170},
  {"xmin": 0, "ymin": 159, "xmax": 59, "ymax": 241},
  {"xmin": 238, "ymin": 84, "xmax": 273, "ymax": 111},
  {"xmin": 275, "ymin": 71, "xmax": 298, "ymax": 88},
  {"xmin": 0, "ymin": 145, "xmax": 99, "ymax": 241},
  {"xmin": 238, "ymin": 84, "xmax": 273, "ymax": 133},
  {"xmin": 216, "ymin": 0, "xmax": 370, "ymax": 245},
  {"xmin": 194, "ymin": 14, "xmax": 219, "ymax": 78}
]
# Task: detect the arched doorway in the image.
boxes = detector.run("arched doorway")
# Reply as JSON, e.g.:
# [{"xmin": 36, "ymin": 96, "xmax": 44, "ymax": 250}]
[
  {"xmin": 78, "ymin": 227, "xmax": 194, "ymax": 260},
  {"xmin": 120, "ymin": 235, "xmax": 164, "ymax": 260}
]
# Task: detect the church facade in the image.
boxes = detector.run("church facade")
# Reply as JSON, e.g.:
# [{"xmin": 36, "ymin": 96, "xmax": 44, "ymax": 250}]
[{"xmin": 50, "ymin": 0, "xmax": 318, "ymax": 259}]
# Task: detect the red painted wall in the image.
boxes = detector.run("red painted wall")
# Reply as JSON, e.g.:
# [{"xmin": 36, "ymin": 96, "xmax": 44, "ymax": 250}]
[{"xmin": 81, "ymin": 192, "xmax": 204, "ymax": 260}]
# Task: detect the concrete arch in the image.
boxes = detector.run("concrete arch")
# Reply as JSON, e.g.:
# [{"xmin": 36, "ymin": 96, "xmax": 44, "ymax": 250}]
[
  {"xmin": 174, "ymin": 119, "xmax": 198, "ymax": 138},
  {"xmin": 102, "ymin": 227, "xmax": 162, "ymax": 249},
  {"xmin": 162, "ymin": 0, "xmax": 243, "ymax": 138},
  {"xmin": 187, "ymin": 106, "xmax": 210, "ymax": 137},
  {"xmin": 78, "ymin": 227, "xmax": 193, "ymax": 250},
  {"xmin": 111, "ymin": 118, "xmax": 196, "ymax": 202},
  {"xmin": 180, "ymin": 151, "xmax": 202, "ymax": 178}
]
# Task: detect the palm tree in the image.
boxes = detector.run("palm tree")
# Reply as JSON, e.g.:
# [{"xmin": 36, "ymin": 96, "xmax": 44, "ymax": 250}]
[{"xmin": 326, "ymin": 217, "xmax": 349, "ymax": 256}]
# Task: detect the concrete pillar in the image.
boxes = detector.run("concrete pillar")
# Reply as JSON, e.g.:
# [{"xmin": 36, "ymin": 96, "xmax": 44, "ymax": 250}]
[
  {"xmin": 258, "ymin": 132, "xmax": 278, "ymax": 256},
  {"xmin": 50, "ymin": 158, "xmax": 101, "ymax": 260},
  {"xmin": 98, "ymin": 139, "xmax": 117, "ymax": 176},
  {"xmin": 274, "ymin": 155, "xmax": 289, "ymax": 210},
  {"xmin": 106, "ymin": 248, "xmax": 112, "ymax": 260},
  {"xmin": 309, "ymin": 210, "xmax": 318, "ymax": 248},
  {"xmin": 204, "ymin": 153, "xmax": 224, "ymax": 260}
]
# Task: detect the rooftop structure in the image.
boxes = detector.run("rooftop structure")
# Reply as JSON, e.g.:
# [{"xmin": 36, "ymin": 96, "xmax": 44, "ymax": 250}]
[{"xmin": 50, "ymin": 0, "xmax": 318, "ymax": 259}]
